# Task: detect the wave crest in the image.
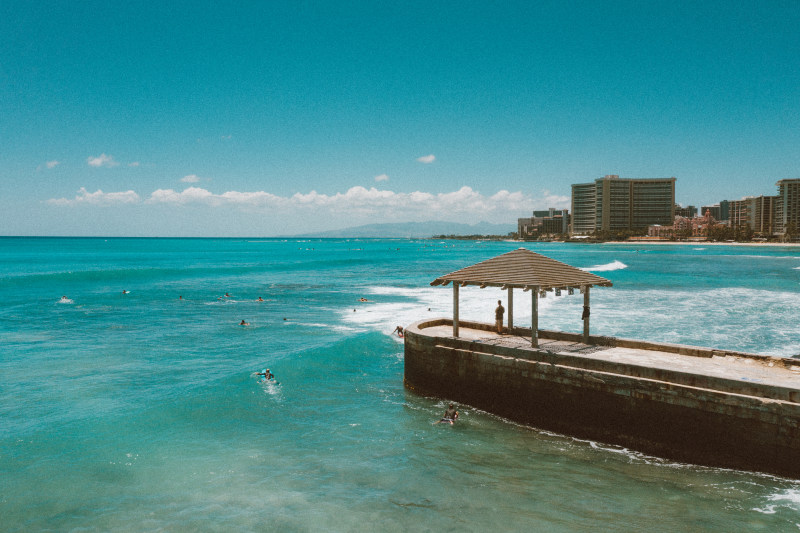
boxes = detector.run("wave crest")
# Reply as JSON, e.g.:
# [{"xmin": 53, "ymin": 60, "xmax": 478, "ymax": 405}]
[{"xmin": 580, "ymin": 260, "xmax": 628, "ymax": 272}]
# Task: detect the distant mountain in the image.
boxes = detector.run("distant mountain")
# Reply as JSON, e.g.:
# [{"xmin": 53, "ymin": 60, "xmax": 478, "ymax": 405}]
[{"xmin": 295, "ymin": 221, "xmax": 515, "ymax": 238}]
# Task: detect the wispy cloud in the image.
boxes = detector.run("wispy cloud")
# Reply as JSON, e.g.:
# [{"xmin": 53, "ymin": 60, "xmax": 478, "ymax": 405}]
[
  {"xmin": 181, "ymin": 174, "xmax": 201, "ymax": 183},
  {"xmin": 37, "ymin": 160, "xmax": 60, "ymax": 170},
  {"xmin": 47, "ymin": 187, "xmax": 140, "ymax": 206},
  {"xmin": 416, "ymin": 154, "xmax": 435, "ymax": 164},
  {"xmin": 374, "ymin": 174, "xmax": 389, "ymax": 182},
  {"xmin": 87, "ymin": 153, "xmax": 119, "ymax": 168},
  {"xmin": 128, "ymin": 161, "xmax": 140, "ymax": 167}
]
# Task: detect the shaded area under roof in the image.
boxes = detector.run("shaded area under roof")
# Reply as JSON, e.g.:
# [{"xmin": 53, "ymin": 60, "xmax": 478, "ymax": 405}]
[{"xmin": 430, "ymin": 248, "xmax": 613, "ymax": 290}]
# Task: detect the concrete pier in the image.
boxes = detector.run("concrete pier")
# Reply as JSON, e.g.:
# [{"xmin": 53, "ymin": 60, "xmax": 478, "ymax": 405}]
[{"xmin": 404, "ymin": 318, "xmax": 800, "ymax": 478}]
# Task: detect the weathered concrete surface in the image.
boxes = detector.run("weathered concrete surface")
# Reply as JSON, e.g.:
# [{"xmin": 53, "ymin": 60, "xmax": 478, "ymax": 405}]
[{"xmin": 404, "ymin": 318, "xmax": 800, "ymax": 478}]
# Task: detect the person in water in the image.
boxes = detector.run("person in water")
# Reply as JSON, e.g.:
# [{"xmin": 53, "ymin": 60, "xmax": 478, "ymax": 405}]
[
  {"xmin": 257, "ymin": 369, "xmax": 274, "ymax": 381},
  {"xmin": 393, "ymin": 325, "xmax": 404, "ymax": 337},
  {"xmin": 437, "ymin": 403, "xmax": 459, "ymax": 424},
  {"xmin": 240, "ymin": 319, "xmax": 250, "ymax": 326}
]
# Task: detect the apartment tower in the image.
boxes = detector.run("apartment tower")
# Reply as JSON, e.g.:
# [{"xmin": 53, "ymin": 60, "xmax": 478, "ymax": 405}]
[{"xmin": 571, "ymin": 175, "xmax": 676, "ymax": 235}]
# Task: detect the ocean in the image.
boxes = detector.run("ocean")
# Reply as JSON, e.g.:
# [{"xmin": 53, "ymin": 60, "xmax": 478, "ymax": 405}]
[{"xmin": 2, "ymin": 237, "xmax": 800, "ymax": 531}]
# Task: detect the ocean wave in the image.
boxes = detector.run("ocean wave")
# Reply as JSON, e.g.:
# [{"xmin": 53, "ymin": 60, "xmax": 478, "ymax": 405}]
[{"xmin": 579, "ymin": 260, "xmax": 628, "ymax": 272}]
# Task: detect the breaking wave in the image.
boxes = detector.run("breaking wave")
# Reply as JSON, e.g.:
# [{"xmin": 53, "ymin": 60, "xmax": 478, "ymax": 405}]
[{"xmin": 580, "ymin": 260, "xmax": 628, "ymax": 272}]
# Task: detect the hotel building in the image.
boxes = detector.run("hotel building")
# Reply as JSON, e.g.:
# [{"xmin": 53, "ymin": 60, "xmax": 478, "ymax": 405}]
[
  {"xmin": 517, "ymin": 208, "xmax": 570, "ymax": 239},
  {"xmin": 570, "ymin": 175, "xmax": 676, "ymax": 235},
  {"xmin": 775, "ymin": 179, "xmax": 800, "ymax": 236},
  {"xmin": 728, "ymin": 195, "xmax": 777, "ymax": 235}
]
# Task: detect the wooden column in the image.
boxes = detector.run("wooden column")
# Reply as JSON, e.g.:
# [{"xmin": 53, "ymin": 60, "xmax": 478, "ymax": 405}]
[
  {"xmin": 583, "ymin": 285, "xmax": 590, "ymax": 344},
  {"xmin": 531, "ymin": 286, "xmax": 539, "ymax": 348},
  {"xmin": 453, "ymin": 283, "xmax": 460, "ymax": 338},
  {"xmin": 507, "ymin": 287, "xmax": 514, "ymax": 331}
]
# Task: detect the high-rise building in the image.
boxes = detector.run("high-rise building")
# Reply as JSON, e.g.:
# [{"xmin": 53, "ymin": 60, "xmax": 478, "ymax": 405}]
[
  {"xmin": 674, "ymin": 204, "xmax": 697, "ymax": 218},
  {"xmin": 517, "ymin": 208, "xmax": 570, "ymax": 239},
  {"xmin": 570, "ymin": 175, "xmax": 676, "ymax": 235},
  {"xmin": 701, "ymin": 200, "xmax": 730, "ymax": 222},
  {"xmin": 775, "ymin": 179, "xmax": 800, "ymax": 236},
  {"xmin": 729, "ymin": 195, "xmax": 777, "ymax": 235}
]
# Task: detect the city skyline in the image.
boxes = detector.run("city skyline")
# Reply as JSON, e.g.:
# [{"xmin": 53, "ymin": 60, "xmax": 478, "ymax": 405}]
[{"xmin": 2, "ymin": 1, "xmax": 799, "ymax": 236}]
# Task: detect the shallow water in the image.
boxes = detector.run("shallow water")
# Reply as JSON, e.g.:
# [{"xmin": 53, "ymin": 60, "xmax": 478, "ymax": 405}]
[{"xmin": 2, "ymin": 238, "xmax": 800, "ymax": 531}]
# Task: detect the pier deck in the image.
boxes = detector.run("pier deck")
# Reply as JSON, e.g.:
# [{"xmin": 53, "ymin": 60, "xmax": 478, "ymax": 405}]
[
  {"xmin": 420, "ymin": 323, "xmax": 800, "ymax": 394},
  {"xmin": 404, "ymin": 318, "xmax": 800, "ymax": 477}
]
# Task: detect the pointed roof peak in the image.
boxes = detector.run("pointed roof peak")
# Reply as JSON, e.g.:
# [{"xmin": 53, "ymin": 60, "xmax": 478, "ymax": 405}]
[{"xmin": 431, "ymin": 248, "xmax": 612, "ymax": 290}]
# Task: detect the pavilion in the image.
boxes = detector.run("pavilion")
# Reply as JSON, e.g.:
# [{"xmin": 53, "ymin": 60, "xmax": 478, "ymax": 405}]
[{"xmin": 430, "ymin": 248, "xmax": 613, "ymax": 347}]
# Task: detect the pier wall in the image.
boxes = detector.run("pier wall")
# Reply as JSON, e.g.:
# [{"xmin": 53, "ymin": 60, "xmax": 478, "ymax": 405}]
[{"xmin": 404, "ymin": 319, "xmax": 800, "ymax": 478}]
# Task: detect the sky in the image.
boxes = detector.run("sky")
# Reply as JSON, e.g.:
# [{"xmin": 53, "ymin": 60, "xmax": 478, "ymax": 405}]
[{"xmin": 2, "ymin": 1, "xmax": 799, "ymax": 236}]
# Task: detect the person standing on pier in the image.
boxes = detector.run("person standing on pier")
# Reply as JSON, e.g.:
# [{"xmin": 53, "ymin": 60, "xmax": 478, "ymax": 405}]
[{"xmin": 495, "ymin": 300, "xmax": 505, "ymax": 334}]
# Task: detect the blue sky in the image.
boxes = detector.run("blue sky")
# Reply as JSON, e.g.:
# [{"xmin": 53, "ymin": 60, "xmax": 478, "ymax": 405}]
[{"xmin": 2, "ymin": 1, "xmax": 799, "ymax": 236}]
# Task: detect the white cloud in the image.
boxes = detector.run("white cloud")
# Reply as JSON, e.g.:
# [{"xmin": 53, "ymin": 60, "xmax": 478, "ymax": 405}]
[
  {"xmin": 145, "ymin": 185, "xmax": 534, "ymax": 218},
  {"xmin": 181, "ymin": 174, "xmax": 201, "ymax": 183},
  {"xmin": 128, "ymin": 161, "xmax": 140, "ymax": 167},
  {"xmin": 87, "ymin": 153, "xmax": 119, "ymax": 168},
  {"xmin": 48, "ymin": 185, "xmax": 564, "ymax": 226},
  {"xmin": 416, "ymin": 154, "xmax": 436, "ymax": 164},
  {"xmin": 374, "ymin": 174, "xmax": 389, "ymax": 182},
  {"xmin": 37, "ymin": 160, "xmax": 60, "ymax": 170},
  {"xmin": 47, "ymin": 187, "xmax": 140, "ymax": 206}
]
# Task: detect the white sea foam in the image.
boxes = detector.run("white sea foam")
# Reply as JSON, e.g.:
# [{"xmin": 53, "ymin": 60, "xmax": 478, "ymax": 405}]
[
  {"xmin": 346, "ymin": 284, "xmax": 800, "ymax": 356},
  {"xmin": 341, "ymin": 285, "xmax": 563, "ymax": 334},
  {"xmin": 753, "ymin": 488, "xmax": 800, "ymax": 514},
  {"xmin": 579, "ymin": 260, "xmax": 628, "ymax": 272}
]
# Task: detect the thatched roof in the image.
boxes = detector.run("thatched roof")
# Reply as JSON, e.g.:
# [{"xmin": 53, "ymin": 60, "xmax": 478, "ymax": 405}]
[{"xmin": 430, "ymin": 248, "xmax": 613, "ymax": 290}]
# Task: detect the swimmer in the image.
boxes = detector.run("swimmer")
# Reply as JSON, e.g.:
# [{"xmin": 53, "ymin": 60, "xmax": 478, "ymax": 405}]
[
  {"xmin": 122, "ymin": 290, "xmax": 129, "ymax": 294},
  {"xmin": 240, "ymin": 320, "xmax": 250, "ymax": 326},
  {"xmin": 225, "ymin": 293, "xmax": 231, "ymax": 298},
  {"xmin": 257, "ymin": 369, "xmax": 274, "ymax": 381},
  {"xmin": 436, "ymin": 403, "xmax": 459, "ymax": 424},
  {"xmin": 257, "ymin": 297, "xmax": 264, "ymax": 302}
]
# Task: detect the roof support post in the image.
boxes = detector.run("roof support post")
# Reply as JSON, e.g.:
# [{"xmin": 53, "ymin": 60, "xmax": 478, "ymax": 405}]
[
  {"xmin": 583, "ymin": 286, "xmax": 590, "ymax": 344},
  {"xmin": 453, "ymin": 282, "xmax": 460, "ymax": 338},
  {"xmin": 507, "ymin": 287, "xmax": 513, "ymax": 331},
  {"xmin": 531, "ymin": 286, "xmax": 539, "ymax": 348}
]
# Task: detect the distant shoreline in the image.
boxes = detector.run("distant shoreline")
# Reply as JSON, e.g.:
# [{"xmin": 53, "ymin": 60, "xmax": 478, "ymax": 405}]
[{"xmin": 602, "ymin": 240, "xmax": 800, "ymax": 247}]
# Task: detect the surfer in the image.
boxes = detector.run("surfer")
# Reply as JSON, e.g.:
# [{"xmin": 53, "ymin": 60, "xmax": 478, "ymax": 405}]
[
  {"xmin": 257, "ymin": 369, "xmax": 274, "ymax": 381},
  {"xmin": 257, "ymin": 297, "xmax": 264, "ymax": 302},
  {"xmin": 240, "ymin": 319, "xmax": 250, "ymax": 326},
  {"xmin": 393, "ymin": 325, "xmax": 404, "ymax": 337},
  {"xmin": 436, "ymin": 403, "xmax": 459, "ymax": 424}
]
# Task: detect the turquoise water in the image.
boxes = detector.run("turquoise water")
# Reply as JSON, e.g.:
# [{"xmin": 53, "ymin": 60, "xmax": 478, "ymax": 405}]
[{"xmin": 2, "ymin": 237, "xmax": 800, "ymax": 531}]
